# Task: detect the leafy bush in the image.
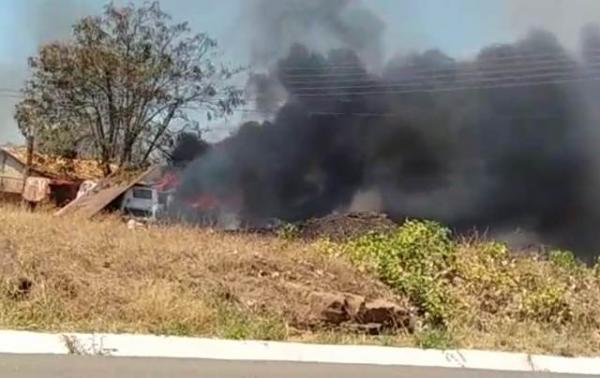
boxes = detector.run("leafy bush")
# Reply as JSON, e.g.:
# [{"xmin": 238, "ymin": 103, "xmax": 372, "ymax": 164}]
[
  {"xmin": 548, "ymin": 250, "xmax": 580, "ymax": 271},
  {"xmin": 453, "ymin": 240, "xmax": 519, "ymax": 315},
  {"xmin": 521, "ymin": 285, "xmax": 572, "ymax": 324},
  {"xmin": 342, "ymin": 220, "xmax": 456, "ymax": 326},
  {"xmin": 336, "ymin": 220, "xmax": 600, "ymax": 336}
]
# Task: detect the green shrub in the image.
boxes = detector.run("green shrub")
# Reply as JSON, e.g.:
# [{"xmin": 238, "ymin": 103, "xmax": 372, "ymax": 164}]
[
  {"xmin": 277, "ymin": 223, "xmax": 300, "ymax": 240},
  {"xmin": 548, "ymin": 250, "xmax": 579, "ymax": 271},
  {"xmin": 521, "ymin": 285, "xmax": 572, "ymax": 324},
  {"xmin": 453, "ymin": 240, "xmax": 519, "ymax": 315},
  {"xmin": 479, "ymin": 240, "xmax": 509, "ymax": 260},
  {"xmin": 343, "ymin": 220, "xmax": 456, "ymax": 326}
]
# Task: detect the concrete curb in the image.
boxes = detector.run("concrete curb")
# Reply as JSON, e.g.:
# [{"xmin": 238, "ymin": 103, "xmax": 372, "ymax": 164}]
[{"xmin": 0, "ymin": 330, "xmax": 598, "ymax": 375}]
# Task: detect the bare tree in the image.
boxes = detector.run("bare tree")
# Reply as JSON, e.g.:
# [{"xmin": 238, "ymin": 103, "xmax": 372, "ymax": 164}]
[{"xmin": 15, "ymin": 1, "xmax": 243, "ymax": 174}]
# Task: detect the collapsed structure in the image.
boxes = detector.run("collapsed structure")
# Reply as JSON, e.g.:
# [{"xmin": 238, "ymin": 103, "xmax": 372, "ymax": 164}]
[
  {"xmin": 0, "ymin": 145, "xmax": 173, "ymax": 222},
  {"xmin": 54, "ymin": 166, "xmax": 164, "ymax": 219},
  {"xmin": 0, "ymin": 145, "xmax": 109, "ymax": 206}
]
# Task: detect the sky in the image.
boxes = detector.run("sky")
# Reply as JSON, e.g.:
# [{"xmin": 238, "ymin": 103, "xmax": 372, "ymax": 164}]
[{"xmin": 1, "ymin": 0, "xmax": 600, "ymax": 143}]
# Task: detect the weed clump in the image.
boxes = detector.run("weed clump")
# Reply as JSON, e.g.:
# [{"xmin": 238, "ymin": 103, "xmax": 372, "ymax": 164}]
[
  {"xmin": 342, "ymin": 220, "xmax": 456, "ymax": 326},
  {"xmin": 333, "ymin": 219, "xmax": 600, "ymax": 354}
]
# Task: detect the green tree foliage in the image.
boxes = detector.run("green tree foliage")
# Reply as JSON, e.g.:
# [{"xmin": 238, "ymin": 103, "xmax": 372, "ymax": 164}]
[{"xmin": 15, "ymin": 1, "xmax": 243, "ymax": 173}]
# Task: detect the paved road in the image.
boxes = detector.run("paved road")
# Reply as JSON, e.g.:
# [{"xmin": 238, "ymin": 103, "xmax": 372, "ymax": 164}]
[{"xmin": 0, "ymin": 354, "xmax": 583, "ymax": 378}]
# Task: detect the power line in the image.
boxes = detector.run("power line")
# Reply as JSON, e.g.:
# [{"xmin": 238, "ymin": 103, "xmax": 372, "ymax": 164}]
[
  {"xmin": 280, "ymin": 48, "xmax": 600, "ymax": 73},
  {"xmin": 4, "ymin": 60, "xmax": 599, "ymax": 107},
  {"xmin": 0, "ymin": 52, "xmax": 595, "ymax": 93},
  {"xmin": 305, "ymin": 112, "xmax": 567, "ymax": 119},
  {"xmin": 279, "ymin": 58, "xmax": 600, "ymax": 96},
  {"xmin": 281, "ymin": 54, "xmax": 594, "ymax": 82},
  {"xmin": 250, "ymin": 72, "xmax": 600, "ymax": 99},
  {"xmin": 284, "ymin": 68, "xmax": 600, "ymax": 94},
  {"xmin": 283, "ymin": 57, "xmax": 591, "ymax": 87},
  {"xmin": 285, "ymin": 64, "xmax": 595, "ymax": 92}
]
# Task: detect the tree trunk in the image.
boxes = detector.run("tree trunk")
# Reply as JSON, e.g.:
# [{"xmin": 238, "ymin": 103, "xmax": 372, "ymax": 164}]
[
  {"xmin": 101, "ymin": 147, "xmax": 112, "ymax": 177},
  {"xmin": 119, "ymin": 136, "xmax": 135, "ymax": 169},
  {"xmin": 24, "ymin": 135, "xmax": 34, "ymax": 181}
]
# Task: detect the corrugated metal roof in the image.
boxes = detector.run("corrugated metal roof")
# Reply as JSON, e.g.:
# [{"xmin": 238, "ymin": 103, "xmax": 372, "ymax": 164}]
[
  {"xmin": 0, "ymin": 146, "xmax": 115, "ymax": 182},
  {"xmin": 54, "ymin": 166, "xmax": 162, "ymax": 218}
]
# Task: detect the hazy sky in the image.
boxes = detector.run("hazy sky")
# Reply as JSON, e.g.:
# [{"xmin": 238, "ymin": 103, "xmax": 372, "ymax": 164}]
[{"xmin": 1, "ymin": 0, "xmax": 600, "ymax": 143}]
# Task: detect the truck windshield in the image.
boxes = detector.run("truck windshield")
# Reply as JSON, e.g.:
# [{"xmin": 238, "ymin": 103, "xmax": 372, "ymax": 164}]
[{"xmin": 132, "ymin": 188, "xmax": 152, "ymax": 199}]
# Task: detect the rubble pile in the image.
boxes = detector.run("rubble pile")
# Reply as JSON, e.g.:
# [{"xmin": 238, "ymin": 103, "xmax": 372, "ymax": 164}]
[{"xmin": 298, "ymin": 212, "xmax": 396, "ymax": 241}]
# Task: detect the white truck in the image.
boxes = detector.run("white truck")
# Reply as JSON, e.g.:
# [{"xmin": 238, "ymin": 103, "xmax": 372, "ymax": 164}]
[{"xmin": 120, "ymin": 185, "xmax": 172, "ymax": 221}]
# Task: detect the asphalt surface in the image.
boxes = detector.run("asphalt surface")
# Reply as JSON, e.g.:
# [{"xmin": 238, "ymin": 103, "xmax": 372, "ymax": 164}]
[{"xmin": 0, "ymin": 354, "xmax": 584, "ymax": 378}]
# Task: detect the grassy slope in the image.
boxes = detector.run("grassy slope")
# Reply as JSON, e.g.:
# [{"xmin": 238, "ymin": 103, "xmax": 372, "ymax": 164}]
[
  {"xmin": 0, "ymin": 206, "xmax": 599, "ymax": 356},
  {"xmin": 0, "ymin": 206, "xmax": 395, "ymax": 341}
]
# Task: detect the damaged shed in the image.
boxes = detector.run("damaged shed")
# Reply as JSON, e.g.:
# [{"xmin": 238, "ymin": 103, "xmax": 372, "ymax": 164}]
[
  {"xmin": 55, "ymin": 166, "xmax": 164, "ymax": 219},
  {"xmin": 0, "ymin": 145, "xmax": 110, "ymax": 206}
]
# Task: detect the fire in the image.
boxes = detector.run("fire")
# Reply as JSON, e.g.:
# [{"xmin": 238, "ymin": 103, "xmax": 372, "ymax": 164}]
[
  {"xmin": 155, "ymin": 171, "xmax": 179, "ymax": 191},
  {"xmin": 187, "ymin": 193, "xmax": 220, "ymax": 211},
  {"xmin": 155, "ymin": 169, "xmax": 243, "ymax": 217},
  {"xmin": 186, "ymin": 192, "xmax": 243, "ymax": 211}
]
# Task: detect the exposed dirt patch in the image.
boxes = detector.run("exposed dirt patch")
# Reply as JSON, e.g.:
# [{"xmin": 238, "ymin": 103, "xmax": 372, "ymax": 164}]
[{"xmin": 299, "ymin": 212, "xmax": 396, "ymax": 241}]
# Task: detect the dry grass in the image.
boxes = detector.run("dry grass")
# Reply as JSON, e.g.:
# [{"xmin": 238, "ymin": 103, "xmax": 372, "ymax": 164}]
[
  {"xmin": 0, "ymin": 205, "xmax": 393, "ymax": 341},
  {"xmin": 0, "ymin": 205, "xmax": 599, "ymax": 356},
  {"xmin": 329, "ymin": 221, "xmax": 600, "ymax": 356},
  {"xmin": 446, "ymin": 240, "xmax": 600, "ymax": 356}
]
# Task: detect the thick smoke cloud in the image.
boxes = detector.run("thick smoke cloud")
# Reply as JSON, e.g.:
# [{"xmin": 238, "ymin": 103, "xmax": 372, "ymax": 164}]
[
  {"xmin": 241, "ymin": 0, "xmax": 386, "ymax": 118},
  {"xmin": 245, "ymin": 72, "xmax": 287, "ymax": 116},
  {"xmin": 177, "ymin": 1, "xmax": 600, "ymax": 260},
  {"xmin": 243, "ymin": 0, "xmax": 385, "ymax": 68}
]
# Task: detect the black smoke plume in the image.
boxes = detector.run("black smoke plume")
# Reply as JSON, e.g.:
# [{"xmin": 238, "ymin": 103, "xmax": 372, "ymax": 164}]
[
  {"xmin": 176, "ymin": 5, "xmax": 600, "ymax": 260},
  {"xmin": 243, "ymin": 0, "xmax": 384, "ymax": 67}
]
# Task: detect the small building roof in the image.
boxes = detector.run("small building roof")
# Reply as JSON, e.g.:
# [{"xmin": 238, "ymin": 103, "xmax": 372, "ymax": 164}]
[{"xmin": 0, "ymin": 145, "xmax": 115, "ymax": 182}]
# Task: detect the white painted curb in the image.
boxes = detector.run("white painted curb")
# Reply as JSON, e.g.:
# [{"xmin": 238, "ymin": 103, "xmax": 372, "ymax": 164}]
[{"xmin": 0, "ymin": 330, "xmax": 598, "ymax": 375}]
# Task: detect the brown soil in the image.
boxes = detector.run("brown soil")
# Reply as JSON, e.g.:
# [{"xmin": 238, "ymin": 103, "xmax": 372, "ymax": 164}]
[{"xmin": 299, "ymin": 212, "xmax": 396, "ymax": 241}]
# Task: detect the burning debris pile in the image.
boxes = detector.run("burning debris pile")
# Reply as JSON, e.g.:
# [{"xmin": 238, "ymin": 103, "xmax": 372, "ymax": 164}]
[{"xmin": 163, "ymin": 1, "xmax": 600, "ymax": 259}]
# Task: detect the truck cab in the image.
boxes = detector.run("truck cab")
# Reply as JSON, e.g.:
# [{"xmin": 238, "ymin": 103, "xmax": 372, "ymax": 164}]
[{"xmin": 120, "ymin": 185, "xmax": 171, "ymax": 220}]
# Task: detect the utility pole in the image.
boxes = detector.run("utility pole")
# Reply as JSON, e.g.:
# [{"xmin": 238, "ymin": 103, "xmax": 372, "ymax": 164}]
[{"xmin": 21, "ymin": 127, "xmax": 35, "ymax": 210}]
